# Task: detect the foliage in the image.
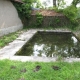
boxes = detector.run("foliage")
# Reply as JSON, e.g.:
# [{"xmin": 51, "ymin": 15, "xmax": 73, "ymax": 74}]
[
  {"xmin": 49, "ymin": 17, "xmax": 60, "ymax": 27},
  {"xmin": 35, "ymin": 12, "xmax": 43, "ymax": 27},
  {"xmin": 63, "ymin": 5, "xmax": 77, "ymax": 23},
  {"xmin": 56, "ymin": 0, "xmax": 66, "ymax": 9},
  {"xmin": 11, "ymin": 0, "xmax": 36, "ymax": 19},
  {"xmin": 72, "ymin": 0, "xmax": 80, "ymax": 7},
  {"xmin": 42, "ymin": 0, "xmax": 52, "ymax": 9},
  {"xmin": 53, "ymin": 0, "xmax": 80, "ymax": 27},
  {"xmin": 77, "ymin": 7, "xmax": 80, "ymax": 19},
  {"xmin": 77, "ymin": 7, "xmax": 80, "ymax": 28},
  {"xmin": 32, "ymin": 0, "xmax": 43, "ymax": 8}
]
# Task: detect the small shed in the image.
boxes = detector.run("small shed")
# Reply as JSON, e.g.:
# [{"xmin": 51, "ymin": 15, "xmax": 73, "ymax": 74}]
[{"xmin": 0, "ymin": 0, "xmax": 23, "ymax": 36}]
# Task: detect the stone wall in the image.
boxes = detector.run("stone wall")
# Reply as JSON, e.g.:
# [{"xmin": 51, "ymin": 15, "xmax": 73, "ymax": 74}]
[
  {"xmin": 26, "ymin": 15, "xmax": 71, "ymax": 28},
  {"xmin": 0, "ymin": 0, "xmax": 23, "ymax": 36}
]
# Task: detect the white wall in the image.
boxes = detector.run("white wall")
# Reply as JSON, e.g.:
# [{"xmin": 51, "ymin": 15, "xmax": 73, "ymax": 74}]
[{"xmin": 0, "ymin": 0, "xmax": 23, "ymax": 36}]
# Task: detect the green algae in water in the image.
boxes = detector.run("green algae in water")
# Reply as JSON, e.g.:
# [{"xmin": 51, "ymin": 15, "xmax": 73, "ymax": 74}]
[{"xmin": 16, "ymin": 31, "xmax": 80, "ymax": 58}]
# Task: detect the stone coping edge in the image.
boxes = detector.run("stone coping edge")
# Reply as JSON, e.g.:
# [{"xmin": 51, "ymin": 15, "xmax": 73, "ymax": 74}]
[{"xmin": 1, "ymin": 29, "xmax": 80, "ymax": 62}]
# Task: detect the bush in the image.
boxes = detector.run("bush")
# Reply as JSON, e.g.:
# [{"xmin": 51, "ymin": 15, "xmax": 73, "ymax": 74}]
[
  {"xmin": 35, "ymin": 12, "xmax": 43, "ymax": 27},
  {"xmin": 77, "ymin": 7, "xmax": 80, "ymax": 19},
  {"xmin": 11, "ymin": 0, "xmax": 35, "ymax": 19},
  {"xmin": 63, "ymin": 5, "xmax": 77, "ymax": 22}
]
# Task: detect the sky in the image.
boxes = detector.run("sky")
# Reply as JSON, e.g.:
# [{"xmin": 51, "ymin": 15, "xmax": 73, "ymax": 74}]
[{"xmin": 40, "ymin": 0, "xmax": 79, "ymax": 8}]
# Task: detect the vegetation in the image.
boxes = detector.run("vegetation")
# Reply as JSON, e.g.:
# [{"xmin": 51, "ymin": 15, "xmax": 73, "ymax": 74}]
[
  {"xmin": 12, "ymin": 0, "xmax": 42, "ymax": 19},
  {"xmin": 57, "ymin": 0, "xmax": 66, "ymax": 8},
  {"xmin": 63, "ymin": 5, "xmax": 77, "ymax": 23},
  {"xmin": 0, "ymin": 1, "xmax": 80, "ymax": 80},
  {"xmin": 11, "ymin": 0, "xmax": 33, "ymax": 19},
  {"xmin": 32, "ymin": 0, "xmax": 43, "ymax": 8},
  {"xmin": 54, "ymin": 0, "xmax": 80, "ymax": 28},
  {"xmin": 1, "ymin": 60, "xmax": 80, "ymax": 80},
  {"xmin": 11, "ymin": 0, "xmax": 80, "ymax": 29},
  {"xmin": 35, "ymin": 12, "xmax": 43, "ymax": 27},
  {"xmin": 0, "ymin": 31, "xmax": 22, "ymax": 48},
  {"xmin": 72, "ymin": 0, "xmax": 80, "ymax": 7},
  {"xmin": 51, "ymin": 0, "xmax": 67, "ymax": 10},
  {"xmin": 77, "ymin": 7, "xmax": 80, "ymax": 19}
]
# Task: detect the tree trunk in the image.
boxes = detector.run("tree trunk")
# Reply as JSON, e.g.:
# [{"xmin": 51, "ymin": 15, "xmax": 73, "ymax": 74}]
[{"xmin": 53, "ymin": 0, "xmax": 56, "ymax": 7}]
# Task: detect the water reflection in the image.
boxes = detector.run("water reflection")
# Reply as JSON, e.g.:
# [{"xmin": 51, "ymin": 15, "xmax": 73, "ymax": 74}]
[
  {"xmin": 71, "ymin": 36, "xmax": 78, "ymax": 44},
  {"xmin": 16, "ymin": 32, "xmax": 80, "ymax": 58}
]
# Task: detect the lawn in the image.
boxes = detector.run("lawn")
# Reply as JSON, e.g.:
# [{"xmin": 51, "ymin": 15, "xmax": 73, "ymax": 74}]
[{"xmin": 0, "ymin": 60, "xmax": 80, "ymax": 80}]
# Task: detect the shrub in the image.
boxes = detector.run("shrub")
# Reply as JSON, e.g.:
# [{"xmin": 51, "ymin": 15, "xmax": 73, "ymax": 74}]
[
  {"xmin": 77, "ymin": 7, "xmax": 80, "ymax": 19},
  {"xmin": 35, "ymin": 12, "xmax": 43, "ymax": 27},
  {"xmin": 63, "ymin": 5, "xmax": 77, "ymax": 22},
  {"xmin": 11, "ymin": 0, "xmax": 35, "ymax": 19}
]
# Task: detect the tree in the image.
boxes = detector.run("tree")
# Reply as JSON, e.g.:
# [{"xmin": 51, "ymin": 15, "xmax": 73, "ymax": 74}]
[
  {"xmin": 72, "ymin": 0, "xmax": 80, "ymax": 7},
  {"xmin": 43, "ymin": 1, "xmax": 48, "ymax": 8},
  {"xmin": 53, "ymin": 0, "xmax": 56, "ymax": 7},
  {"xmin": 42, "ymin": 0, "xmax": 51, "ymax": 9},
  {"xmin": 32, "ymin": 0, "xmax": 43, "ymax": 8},
  {"xmin": 57, "ymin": 0, "xmax": 66, "ymax": 9},
  {"xmin": 53, "ymin": 0, "xmax": 65, "ymax": 9}
]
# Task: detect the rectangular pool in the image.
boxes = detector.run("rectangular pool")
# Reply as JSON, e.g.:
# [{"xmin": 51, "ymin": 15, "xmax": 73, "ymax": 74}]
[{"xmin": 15, "ymin": 31, "xmax": 80, "ymax": 58}]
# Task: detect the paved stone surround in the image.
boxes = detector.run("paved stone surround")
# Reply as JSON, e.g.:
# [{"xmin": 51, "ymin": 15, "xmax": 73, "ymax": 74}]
[
  {"xmin": 0, "ymin": 29, "xmax": 80, "ymax": 62},
  {"xmin": 0, "ymin": 30, "xmax": 37, "ymax": 56}
]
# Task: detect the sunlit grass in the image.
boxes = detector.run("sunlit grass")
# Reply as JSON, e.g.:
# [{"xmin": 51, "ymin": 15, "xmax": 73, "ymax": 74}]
[
  {"xmin": 0, "ymin": 60, "xmax": 80, "ymax": 80},
  {"xmin": 0, "ymin": 31, "xmax": 23, "ymax": 48}
]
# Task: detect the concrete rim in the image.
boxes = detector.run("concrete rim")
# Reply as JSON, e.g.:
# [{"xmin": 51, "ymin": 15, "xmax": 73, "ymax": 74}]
[{"xmin": 0, "ymin": 29, "xmax": 80, "ymax": 62}]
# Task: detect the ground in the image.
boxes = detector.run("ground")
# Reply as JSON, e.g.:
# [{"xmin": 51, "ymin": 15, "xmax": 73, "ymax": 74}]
[{"xmin": 31, "ymin": 10, "xmax": 64, "ymax": 16}]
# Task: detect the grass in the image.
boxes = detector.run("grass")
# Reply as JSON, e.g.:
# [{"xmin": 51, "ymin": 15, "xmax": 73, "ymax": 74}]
[
  {"xmin": 0, "ymin": 28, "xmax": 80, "ymax": 80},
  {"xmin": 0, "ymin": 30, "xmax": 23, "ymax": 48},
  {"xmin": 0, "ymin": 60, "xmax": 80, "ymax": 80}
]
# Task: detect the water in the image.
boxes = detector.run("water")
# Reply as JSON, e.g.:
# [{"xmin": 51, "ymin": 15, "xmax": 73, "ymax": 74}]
[{"xmin": 16, "ymin": 31, "xmax": 80, "ymax": 58}]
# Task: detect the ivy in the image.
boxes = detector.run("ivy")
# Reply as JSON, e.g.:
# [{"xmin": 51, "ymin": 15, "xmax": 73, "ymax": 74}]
[
  {"xmin": 35, "ymin": 12, "xmax": 43, "ymax": 27},
  {"xmin": 11, "ymin": 0, "xmax": 35, "ymax": 19}
]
